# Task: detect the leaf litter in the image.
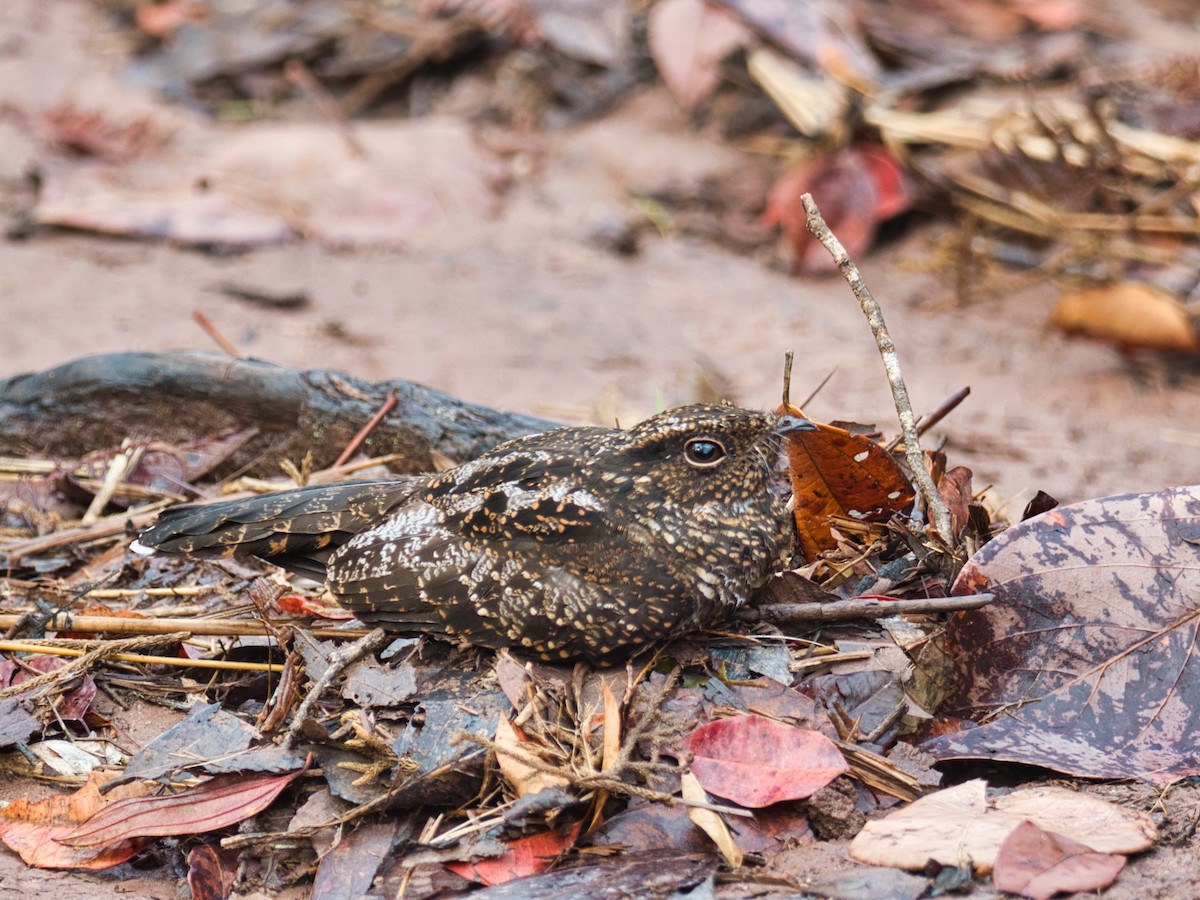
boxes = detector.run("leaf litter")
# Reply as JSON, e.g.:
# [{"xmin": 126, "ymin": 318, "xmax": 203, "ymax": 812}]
[{"xmin": 3, "ymin": 209, "xmax": 1196, "ymax": 895}]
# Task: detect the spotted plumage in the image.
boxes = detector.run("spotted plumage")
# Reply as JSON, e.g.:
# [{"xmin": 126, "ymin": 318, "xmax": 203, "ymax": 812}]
[{"xmin": 133, "ymin": 404, "xmax": 810, "ymax": 664}]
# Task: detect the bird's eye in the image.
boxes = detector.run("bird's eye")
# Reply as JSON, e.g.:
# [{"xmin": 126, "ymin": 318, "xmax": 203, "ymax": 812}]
[{"xmin": 684, "ymin": 437, "xmax": 727, "ymax": 467}]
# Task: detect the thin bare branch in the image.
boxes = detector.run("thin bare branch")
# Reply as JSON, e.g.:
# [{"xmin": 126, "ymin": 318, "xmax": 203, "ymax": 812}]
[
  {"xmin": 740, "ymin": 592, "xmax": 993, "ymax": 626},
  {"xmin": 800, "ymin": 193, "xmax": 955, "ymax": 546}
]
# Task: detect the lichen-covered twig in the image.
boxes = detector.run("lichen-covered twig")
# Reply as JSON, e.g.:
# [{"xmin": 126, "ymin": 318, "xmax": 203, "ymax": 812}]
[{"xmin": 800, "ymin": 193, "xmax": 956, "ymax": 546}]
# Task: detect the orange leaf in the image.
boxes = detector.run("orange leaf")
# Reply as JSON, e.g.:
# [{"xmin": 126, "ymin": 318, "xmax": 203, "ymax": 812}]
[
  {"xmin": 495, "ymin": 716, "xmax": 569, "ymax": 798},
  {"xmin": 1048, "ymin": 281, "xmax": 1199, "ymax": 354},
  {"xmin": 0, "ymin": 771, "xmax": 154, "ymax": 869},
  {"xmin": 446, "ymin": 822, "xmax": 582, "ymax": 886},
  {"xmin": 778, "ymin": 403, "xmax": 914, "ymax": 560}
]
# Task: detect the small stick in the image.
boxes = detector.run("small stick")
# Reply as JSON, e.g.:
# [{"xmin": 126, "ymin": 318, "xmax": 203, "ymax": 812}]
[
  {"xmin": 798, "ymin": 367, "xmax": 837, "ymax": 412},
  {"xmin": 800, "ymin": 193, "xmax": 955, "ymax": 546},
  {"xmin": 916, "ymin": 385, "xmax": 971, "ymax": 438},
  {"xmin": 192, "ymin": 310, "xmax": 241, "ymax": 357},
  {"xmin": 284, "ymin": 628, "xmax": 389, "ymax": 749},
  {"xmin": 333, "ymin": 391, "xmax": 398, "ymax": 467},
  {"xmin": 739, "ymin": 592, "xmax": 993, "ymax": 626},
  {"xmin": 885, "ymin": 386, "xmax": 972, "ymax": 451},
  {"xmin": 2, "ymin": 503, "xmax": 170, "ymax": 565},
  {"xmin": 779, "ymin": 350, "xmax": 836, "ymax": 412},
  {"xmin": 66, "ymin": 587, "xmax": 213, "ymax": 599}
]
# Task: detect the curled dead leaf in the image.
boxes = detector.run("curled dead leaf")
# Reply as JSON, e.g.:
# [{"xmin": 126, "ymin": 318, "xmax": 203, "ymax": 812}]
[{"xmin": 1049, "ymin": 282, "xmax": 1199, "ymax": 354}]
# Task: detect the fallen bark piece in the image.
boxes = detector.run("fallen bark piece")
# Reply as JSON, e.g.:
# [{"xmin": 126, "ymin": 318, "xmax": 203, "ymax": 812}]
[{"xmin": 0, "ymin": 351, "xmax": 554, "ymax": 478}]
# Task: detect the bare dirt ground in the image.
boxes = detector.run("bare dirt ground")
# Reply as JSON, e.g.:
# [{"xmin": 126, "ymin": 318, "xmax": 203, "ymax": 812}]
[{"xmin": 1, "ymin": 1, "xmax": 1198, "ymax": 898}]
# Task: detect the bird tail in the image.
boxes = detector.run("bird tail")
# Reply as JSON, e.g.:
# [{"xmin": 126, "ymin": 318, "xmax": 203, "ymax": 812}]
[{"xmin": 131, "ymin": 480, "xmax": 420, "ymax": 581}]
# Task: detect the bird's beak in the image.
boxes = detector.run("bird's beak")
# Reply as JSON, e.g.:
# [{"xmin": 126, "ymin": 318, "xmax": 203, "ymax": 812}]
[{"xmin": 773, "ymin": 415, "xmax": 818, "ymax": 436}]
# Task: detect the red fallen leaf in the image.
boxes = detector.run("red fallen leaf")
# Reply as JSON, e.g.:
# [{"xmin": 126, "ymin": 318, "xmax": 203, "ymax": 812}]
[
  {"xmin": 0, "ymin": 771, "xmax": 155, "ymax": 869},
  {"xmin": 777, "ymin": 402, "xmax": 914, "ymax": 561},
  {"xmin": 275, "ymin": 593, "xmax": 354, "ymax": 619},
  {"xmin": 764, "ymin": 145, "xmax": 912, "ymax": 274},
  {"xmin": 858, "ymin": 144, "xmax": 910, "ymax": 219},
  {"xmin": 686, "ymin": 714, "xmax": 848, "ymax": 808},
  {"xmin": 446, "ymin": 822, "xmax": 583, "ymax": 886},
  {"xmin": 993, "ymin": 820, "xmax": 1126, "ymax": 899},
  {"xmin": 65, "ymin": 764, "xmax": 308, "ymax": 847}
]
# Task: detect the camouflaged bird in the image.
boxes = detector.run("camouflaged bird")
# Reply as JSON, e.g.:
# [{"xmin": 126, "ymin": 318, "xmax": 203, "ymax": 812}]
[{"xmin": 132, "ymin": 404, "xmax": 811, "ymax": 664}]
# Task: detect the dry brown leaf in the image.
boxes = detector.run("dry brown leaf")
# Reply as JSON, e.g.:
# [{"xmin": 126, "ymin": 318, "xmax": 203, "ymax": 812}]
[
  {"xmin": 681, "ymin": 771, "xmax": 743, "ymax": 868},
  {"xmin": 849, "ymin": 779, "xmax": 1156, "ymax": 873},
  {"xmin": 495, "ymin": 716, "xmax": 569, "ymax": 797},
  {"xmin": 1049, "ymin": 282, "xmax": 1199, "ymax": 354},
  {"xmin": 777, "ymin": 403, "xmax": 914, "ymax": 560},
  {"xmin": 991, "ymin": 787, "xmax": 1156, "ymax": 854},
  {"xmin": 926, "ymin": 485, "xmax": 1200, "ymax": 782},
  {"xmin": 993, "ymin": 820, "xmax": 1126, "ymax": 899}
]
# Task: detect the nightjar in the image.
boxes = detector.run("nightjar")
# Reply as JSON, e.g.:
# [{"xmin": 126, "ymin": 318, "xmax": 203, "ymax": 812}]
[{"xmin": 133, "ymin": 404, "xmax": 812, "ymax": 664}]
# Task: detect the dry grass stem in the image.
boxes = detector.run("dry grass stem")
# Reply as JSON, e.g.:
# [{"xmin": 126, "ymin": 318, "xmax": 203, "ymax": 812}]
[
  {"xmin": 839, "ymin": 741, "xmax": 921, "ymax": 802},
  {"xmin": 0, "ymin": 631, "xmax": 195, "ymax": 699},
  {"xmin": 0, "ymin": 637, "xmax": 283, "ymax": 673},
  {"xmin": 0, "ymin": 501, "xmax": 171, "ymax": 564},
  {"xmin": 0, "ymin": 612, "xmax": 369, "ymax": 640}
]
